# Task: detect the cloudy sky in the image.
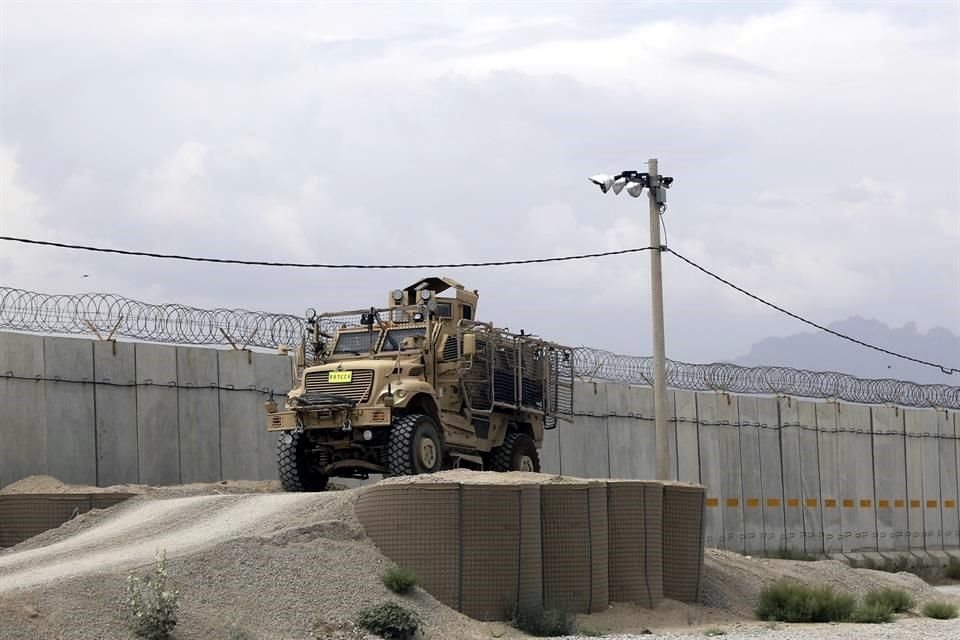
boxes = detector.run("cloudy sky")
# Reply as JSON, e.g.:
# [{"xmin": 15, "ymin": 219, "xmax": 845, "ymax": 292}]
[{"xmin": 1, "ymin": 1, "xmax": 958, "ymax": 369}]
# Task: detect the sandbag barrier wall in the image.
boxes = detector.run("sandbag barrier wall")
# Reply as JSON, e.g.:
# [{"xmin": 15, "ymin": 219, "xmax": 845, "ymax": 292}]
[
  {"xmin": 0, "ymin": 493, "xmax": 135, "ymax": 547},
  {"xmin": 355, "ymin": 480, "xmax": 705, "ymax": 620},
  {"xmin": 0, "ymin": 331, "xmax": 292, "ymax": 488},
  {"xmin": 547, "ymin": 382, "xmax": 960, "ymax": 559}
]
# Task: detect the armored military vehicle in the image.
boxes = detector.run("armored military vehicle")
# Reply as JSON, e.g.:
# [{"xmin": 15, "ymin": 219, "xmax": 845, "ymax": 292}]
[{"xmin": 266, "ymin": 277, "xmax": 573, "ymax": 491}]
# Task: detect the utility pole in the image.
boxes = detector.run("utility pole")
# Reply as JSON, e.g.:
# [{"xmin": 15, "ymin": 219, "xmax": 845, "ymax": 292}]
[
  {"xmin": 588, "ymin": 162, "xmax": 674, "ymax": 481},
  {"xmin": 646, "ymin": 158, "xmax": 670, "ymax": 481}
]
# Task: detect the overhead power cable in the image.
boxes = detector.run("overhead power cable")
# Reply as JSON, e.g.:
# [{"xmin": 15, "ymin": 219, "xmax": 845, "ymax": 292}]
[
  {"xmin": 0, "ymin": 236, "xmax": 654, "ymax": 268},
  {"xmin": 665, "ymin": 248, "xmax": 960, "ymax": 376}
]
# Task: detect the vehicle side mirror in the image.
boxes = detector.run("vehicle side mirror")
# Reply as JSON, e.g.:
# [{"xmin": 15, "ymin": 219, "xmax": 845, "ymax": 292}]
[{"xmin": 462, "ymin": 334, "xmax": 476, "ymax": 356}]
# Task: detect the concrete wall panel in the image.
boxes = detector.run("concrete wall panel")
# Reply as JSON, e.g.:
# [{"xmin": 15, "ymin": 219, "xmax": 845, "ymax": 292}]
[
  {"xmin": 218, "ymin": 350, "xmax": 262, "ymax": 481},
  {"xmin": 674, "ymin": 391, "xmax": 700, "ymax": 484},
  {"xmin": 93, "ymin": 341, "xmax": 139, "ymax": 485},
  {"xmin": 561, "ymin": 382, "xmax": 609, "ymax": 479},
  {"xmin": 43, "ymin": 337, "xmax": 96, "ymax": 486},
  {"xmin": 796, "ymin": 402, "xmax": 822, "ymax": 554},
  {"xmin": 905, "ymin": 409, "xmax": 928, "ymax": 551},
  {"xmin": 606, "ymin": 384, "xmax": 655, "ymax": 480},
  {"xmin": 907, "ymin": 409, "xmax": 943, "ymax": 550},
  {"xmin": 717, "ymin": 394, "xmax": 745, "ymax": 553},
  {"xmin": 778, "ymin": 398, "xmax": 805, "ymax": 552},
  {"xmin": 872, "ymin": 406, "xmax": 909, "ymax": 551},
  {"xmin": 940, "ymin": 410, "xmax": 960, "ymax": 549},
  {"xmin": 254, "ymin": 352, "xmax": 293, "ymax": 480},
  {"xmin": 176, "ymin": 346, "xmax": 221, "ymax": 483},
  {"xmin": 757, "ymin": 398, "xmax": 785, "ymax": 553},
  {"xmin": 814, "ymin": 402, "xmax": 838, "ymax": 554},
  {"xmin": 737, "ymin": 397, "xmax": 765, "ymax": 555},
  {"xmin": 696, "ymin": 393, "xmax": 723, "ymax": 548},
  {"xmin": 837, "ymin": 404, "xmax": 877, "ymax": 552},
  {"xmin": 135, "ymin": 343, "xmax": 180, "ymax": 485},
  {"xmin": 0, "ymin": 332, "xmax": 47, "ymax": 487},
  {"xmin": 540, "ymin": 424, "xmax": 562, "ymax": 474}
]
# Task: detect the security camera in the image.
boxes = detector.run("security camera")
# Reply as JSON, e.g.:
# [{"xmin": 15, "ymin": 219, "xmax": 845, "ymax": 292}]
[
  {"xmin": 588, "ymin": 174, "xmax": 614, "ymax": 193},
  {"xmin": 626, "ymin": 181, "xmax": 645, "ymax": 198}
]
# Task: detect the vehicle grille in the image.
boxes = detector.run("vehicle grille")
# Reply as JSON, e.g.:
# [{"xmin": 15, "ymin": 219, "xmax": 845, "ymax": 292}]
[{"xmin": 304, "ymin": 369, "xmax": 374, "ymax": 404}]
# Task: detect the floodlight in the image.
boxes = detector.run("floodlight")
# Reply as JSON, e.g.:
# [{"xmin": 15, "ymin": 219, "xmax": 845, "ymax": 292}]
[
  {"xmin": 305, "ymin": 307, "xmax": 317, "ymax": 320},
  {"xmin": 626, "ymin": 181, "xmax": 645, "ymax": 198},
  {"xmin": 588, "ymin": 174, "xmax": 614, "ymax": 193},
  {"xmin": 611, "ymin": 177, "xmax": 627, "ymax": 194}
]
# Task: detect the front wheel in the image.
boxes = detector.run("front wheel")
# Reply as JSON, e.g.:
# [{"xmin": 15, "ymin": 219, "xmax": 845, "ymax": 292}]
[
  {"xmin": 277, "ymin": 431, "xmax": 330, "ymax": 492},
  {"xmin": 488, "ymin": 432, "xmax": 540, "ymax": 472},
  {"xmin": 387, "ymin": 414, "xmax": 444, "ymax": 476}
]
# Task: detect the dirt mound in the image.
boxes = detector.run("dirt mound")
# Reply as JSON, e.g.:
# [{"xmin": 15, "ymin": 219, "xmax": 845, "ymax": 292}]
[{"xmin": 0, "ymin": 474, "xmax": 282, "ymax": 497}]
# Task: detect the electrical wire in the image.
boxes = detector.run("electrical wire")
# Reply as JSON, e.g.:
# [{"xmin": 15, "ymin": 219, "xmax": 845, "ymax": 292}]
[
  {"xmin": 665, "ymin": 248, "xmax": 960, "ymax": 376},
  {"xmin": 0, "ymin": 236, "xmax": 655, "ymax": 269}
]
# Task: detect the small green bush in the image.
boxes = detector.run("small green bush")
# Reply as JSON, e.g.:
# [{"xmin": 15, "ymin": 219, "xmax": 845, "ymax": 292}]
[
  {"xmin": 703, "ymin": 627, "xmax": 726, "ymax": 636},
  {"xmin": 922, "ymin": 601, "xmax": 959, "ymax": 620},
  {"xmin": 578, "ymin": 625, "xmax": 606, "ymax": 637},
  {"xmin": 511, "ymin": 605, "xmax": 576, "ymax": 637},
  {"xmin": 126, "ymin": 550, "xmax": 179, "ymax": 640},
  {"xmin": 356, "ymin": 602, "xmax": 421, "ymax": 640},
  {"xmin": 381, "ymin": 567, "xmax": 418, "ymax": 594},
  {"xmin": 863, "ymin": 587, "xmax": 915, "ymax": 613},
  {"xmin": 850, "ymin": 602, "xmax": 894, "ymax": 624},
  {"xmin": 946, "ymin": 558, "xmax": 960, "ymax": 580},
  {"xmin": 755, "ymin": 581, "xmax": 855, "ymax": 623}
]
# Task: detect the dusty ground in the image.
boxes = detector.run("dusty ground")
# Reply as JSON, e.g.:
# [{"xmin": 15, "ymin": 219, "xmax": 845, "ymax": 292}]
[{"xmin": 1, "ymin": 473, "xmax": 958, "ymax": 640}]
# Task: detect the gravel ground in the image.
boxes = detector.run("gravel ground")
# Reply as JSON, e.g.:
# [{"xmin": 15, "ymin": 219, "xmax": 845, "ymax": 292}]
[{"xmin": 550, "ymin": 617, "xmax": 960, "ymax": 639}]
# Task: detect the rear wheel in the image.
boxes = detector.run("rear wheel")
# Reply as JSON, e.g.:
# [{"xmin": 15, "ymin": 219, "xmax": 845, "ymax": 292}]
[
  {"xmin": 277, "ymin": 431, "xmax": 329, "ymax": 492},
  {"xmin": 388, "ymin": 414, "xmax": 444, "ymax": 476},
  {"xmin": 488, "ymin": 432, "xmax": 540, "ymax": 472}
]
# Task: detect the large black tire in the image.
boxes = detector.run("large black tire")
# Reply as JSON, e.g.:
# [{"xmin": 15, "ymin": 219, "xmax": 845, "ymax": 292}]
[
  {"xmin": 387, "ymin": 414, "xmax": 443, "ymax": 476},
  {"xmin": 277, "ymin": 431, "xmax": 329, "ymax": 492},
  {"xmin": 488, "ymin": 432, "xmax": 540, "ymax": 473}
]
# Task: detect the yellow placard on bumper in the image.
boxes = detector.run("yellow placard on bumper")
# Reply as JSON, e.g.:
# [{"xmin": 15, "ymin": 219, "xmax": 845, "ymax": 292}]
[{"xmin": 328, "ymin": 371, "xmax": 353, "ymax": 383}]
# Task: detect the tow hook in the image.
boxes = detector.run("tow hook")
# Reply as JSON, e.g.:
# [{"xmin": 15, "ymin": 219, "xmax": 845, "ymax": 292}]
[{"xmin": 341, "ymin": 417, "xmax": 352, "ymax": 433}]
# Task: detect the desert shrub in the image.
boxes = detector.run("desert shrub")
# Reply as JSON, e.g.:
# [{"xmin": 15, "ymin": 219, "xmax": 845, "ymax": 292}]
[
  {"xmin": 126, "ymin": 550, "xmax": 179, "ymax": 640},
  {"xmin": 755, "ymin": 581, "xmax": 855, "ymax": 623},
  {"xmin": 863, "ymin": 587, "xmax": 915, "ymax": 613},
  {"xmin": 702, "ymin": 627, "xmax": 726, "ymax": 636},
  {"xmin": 578, "ymin": 624, "xmax": 606, "ymax": 637},
  {"xmin": 356, "ymin": 602, "xmax": 421, "ymax": 640},
  {"xmin": 946, "ymin": 557, "xmax": 960, "ymax": 580},
  {"xmin": 381, "ymin": 567, "xmax": 418, "ymax": 594},
  {"xmin": 922, "ymin": 601, "xmax": 959, "ymax": 620},
  {"xmin": 511, "ymin": 605, "xmax": 576, "ymax": 637},
  {"xmin": 850, "ymin": 602, "xmax": 894, "ymax": 624}
]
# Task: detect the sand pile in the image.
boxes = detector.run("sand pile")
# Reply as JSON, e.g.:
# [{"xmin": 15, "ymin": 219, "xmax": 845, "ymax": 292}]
[{"xmin": 0, "ymin": 474, "xmax": 282, "ymax": 497}]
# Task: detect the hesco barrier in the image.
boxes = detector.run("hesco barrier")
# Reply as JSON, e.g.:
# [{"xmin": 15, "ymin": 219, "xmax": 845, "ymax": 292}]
[
  {"xmin": 355, "ymin": 478, "xmax": 705, "ymax": 620},
  {"xmin": 662, "ymin": 484, "xmax": 707, "ymax": 603},
  {"xmin": 607, "ymin": 481, "xmax": 664, "ymax": 608},
  {"xmin": 0, "ymin": 493, "xmax": 135, "ymax": 547}
]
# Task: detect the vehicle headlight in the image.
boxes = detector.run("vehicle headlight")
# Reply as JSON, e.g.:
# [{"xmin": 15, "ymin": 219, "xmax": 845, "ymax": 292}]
[{"xmin": 396, "ymin": 388, "xmax": 407, "ymax": 399}]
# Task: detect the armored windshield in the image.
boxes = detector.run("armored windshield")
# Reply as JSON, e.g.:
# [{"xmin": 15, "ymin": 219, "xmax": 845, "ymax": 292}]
[{"xmin": 332, "ymin": 330, "xmax": 378, "ymax": 355}]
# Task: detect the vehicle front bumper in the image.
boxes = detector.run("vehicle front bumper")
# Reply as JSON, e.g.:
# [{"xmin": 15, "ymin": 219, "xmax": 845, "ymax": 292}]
[{"xmin": 266, "ymin": 406, "xmax": 392, "ymax": 432}]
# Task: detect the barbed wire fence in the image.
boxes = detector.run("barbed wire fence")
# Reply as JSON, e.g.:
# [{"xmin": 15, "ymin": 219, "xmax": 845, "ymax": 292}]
[{"xmin": 1, "ymin": 286, "xmax": 958, "ymax": 410}]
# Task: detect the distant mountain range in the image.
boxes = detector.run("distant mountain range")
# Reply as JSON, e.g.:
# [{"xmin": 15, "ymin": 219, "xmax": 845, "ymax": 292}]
[{"xmin": 733, "ymin": 317, "xmax": 960, "ymax": 385}]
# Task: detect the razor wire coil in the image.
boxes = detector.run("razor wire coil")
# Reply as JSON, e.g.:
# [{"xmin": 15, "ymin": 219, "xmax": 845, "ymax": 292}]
[{"xmin": 2, "ymin": 286, "xmax": 958, "ymax": 410}]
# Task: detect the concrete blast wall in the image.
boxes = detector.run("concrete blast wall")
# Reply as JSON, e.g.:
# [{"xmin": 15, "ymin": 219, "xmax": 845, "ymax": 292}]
[
  {"xmin": 355, "ymin": 479, "xmax": 705, "ymax": 620},
  {"xmin": 0, "ymin": 331, "xmax": 292, "ymax": 488},
  {"xmin": 554, "ymin": 381, "xmax": 960, "ymax": 558},
  {"xmin": 1, "ymin": 331, "xmax": 956, "ymax": 560}
]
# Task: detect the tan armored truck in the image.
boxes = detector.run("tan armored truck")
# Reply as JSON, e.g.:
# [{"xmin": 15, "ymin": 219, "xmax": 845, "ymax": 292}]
[{"xmin": 265, "ymin": 277, "xmax": 573, "ymax": 491}]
